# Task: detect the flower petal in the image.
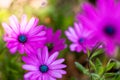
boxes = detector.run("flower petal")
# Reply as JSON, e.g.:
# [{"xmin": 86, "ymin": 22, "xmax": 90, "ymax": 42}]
[
  {"xmin": 22, "ymin": 64, "xmax": 38, "ymax": 71},
  {"xmin": 47, "ymin": 52, "xmax": 59, "ymax": 65}
]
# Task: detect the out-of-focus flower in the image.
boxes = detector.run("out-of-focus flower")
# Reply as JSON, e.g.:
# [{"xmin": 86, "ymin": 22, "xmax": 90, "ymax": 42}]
[
  {"xmin": 22, "ymin": 47, "xmax": 66, "ymax": 80},
  {"xmin": 65, "ymin": 22, "xmax": 96, "ymax": 53},
  {"xmin": 43, "ymin": 27, "xmax": 66, "ymax": 54},
  {"xmin": 30, "ymin": 0, "xmax": 48, "ymax": 8},
  {"xmin": 2, "ymin": 15, "xmax": 46, "ymax": 54},
  {"xmin": 0, "ymin": 0, "xmax": 12, "ymax": 8},
  {"xmin": 76, "ymin": 0, "xmax": 120, "ymax": 56}
]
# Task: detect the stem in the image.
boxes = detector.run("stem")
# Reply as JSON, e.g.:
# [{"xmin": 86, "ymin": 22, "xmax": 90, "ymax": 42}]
[{"xmin": 87, "ymin": 42, "xmax": 102, "ymax": 80}]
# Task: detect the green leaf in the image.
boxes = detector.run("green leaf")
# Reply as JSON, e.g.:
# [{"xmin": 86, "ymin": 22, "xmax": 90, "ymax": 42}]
[
  {"xmin": 106, "ymin": 62, "xmax": 115, "ymax": 71},
  {"xmin": 104, "ymin": 73, "xmax": 116, "ymax": 78},
  {"xmin": 90, "ymin": 49, "xmax": 103, "ymax": 59},
  {"xmin": 75, "ymin": 62, "xmax": 89, "ymax": 75},
  {"xmin": 87, "ymin": 49, "xmax": 91, "ymax": 58},
  {"xmin": 89, "ymin": 60, "xmax": 96, "ymax": 71},
  {"xmin": 115, "ymin": 61, "xmax": 120, "ymax": 69},
  {"xmin": 95, "ymin": 58, "xmax": 104, "ymax": 75},
  {"xmin": 91, "ymin": 73, "xmax": 100, "ymax": 79}
]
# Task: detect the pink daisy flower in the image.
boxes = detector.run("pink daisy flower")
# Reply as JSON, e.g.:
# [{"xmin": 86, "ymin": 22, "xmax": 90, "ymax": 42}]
[
  {"xmin": 76, "ymin": 0, "xmax": 120, "ymax": 56},
  {"xmin": 43, "ymin": 27, "xmax": 66, "ymax": 54},
  {"xmin": 22, "ymin": 47, "xmax": 66, "ymax": 80},
  {"xmin": 2, "ymin": 15, "xmax": 46, "ymax": 54},
  {"xmin": 65, "ymin": 22, "xmax": 96, "ymax": 53}
]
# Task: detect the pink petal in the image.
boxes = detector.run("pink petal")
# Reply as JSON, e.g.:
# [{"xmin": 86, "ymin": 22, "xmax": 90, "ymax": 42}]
[
  {"xmin": 7, "ymin": 42, "xmax": 18, "ymax": 48},
  {"xmin": 24, "ymin": 72, "xmax": 35, "ymax": 79},
  {"xmin": 81, "ymin": 2, "xmax": 98, "ymax": 20},
  {"xmin": 18, "ymin": 44, "xmax": 25, "ymax": 54},
  {"xmin": 65, "ymin": 31, "xmax": 77, "ymax": 42},
  {"xmin": 53, "ymin": 30, "xmax": 61, "ymax": 39},
  {"xmin": 50, "ymin": 64, "xmax": 67, "ymax": 69},
  {"xmin": 47, "ymin": 75, "xmax": 56, "ymax": 80},
  {"xmin": 22, "ymin": 64, "xmax": 38, "ymax": 71},
  {"xmin": 9, "ymin": 15, "xmax": 19, "ymax": 34},
  {"xmin": 51, "ymin": 59, "xmax": 65, "ymax": 65},
  {"xmin": 22, "ymin": 56, "xmax": 39, "ymax": 66},
  {"xmin": 68, "ymin": 27, "xmax": 78, "ymax": 38},
  {"xmin": 29, "ymin": 37, "xmax": 46, "ymax": 42},
  {"xmin": 42, "ymin": 74, "xmax": 49, "ymax": 80},
  {"xmin": 28, "ymin": 25, "xmax": 44, "ymax": 36},
  {"xmin": 10, "ymin": 46, "xmax": 17, "ymax": 54},
  {"xmin": 74, "ymin": 22, "xmax": 83, "ymax": 36},
  {"xmin": 38, "ymin": 76, "xmax": 42, "ymax": 80},
  {"xmin": 4, "ymin": 37, "xmax": 16, "ymax": 42},
  {"xmin": 46, "ymin": 28, "xmax": 53, "ymax": 42},
  {"xmin": 37, "ymin": 48, "xmax": 44, "ymax": 64},
  {"xmin": 20, "ymin": 14, "xmax": 27, "ymax": 33},
  {"xmin": 25, "ymin": 17, "xmax": 39, "ymax": 32},
  {"xmin": 48, "ymin": 70, "xmax": 62, "ymax": 78},
  {"xmin": 53, "ymin": 70, "xmax": 66, "ymax": 74},
  {"xmin": 2, "ymin": 23, "xmax": 13, "ymax": 34},
  {"xmin": 47, "ymin": 52, "xmax": 59, "ymax": 65},
  {"xmin": 42, "ymin": 47, "xmax": 49, "ymax": 64},
  {"xmin": 24, "ymin": 44, "xmax": 35, "ymax": 54},
  {"xmin": 70, "ymin": 43, "xmax": 78, "ymax": 51},
  {"xmin": 30, "ymin": 72, "xmax": 41, "ymax": 80}
]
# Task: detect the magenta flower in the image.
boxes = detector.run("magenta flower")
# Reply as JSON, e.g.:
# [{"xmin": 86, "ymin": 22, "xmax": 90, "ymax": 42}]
[
  {"xmin": 22, "ymin": 47, "xmax": 66, "ymax": 80},
  {"xmin": 76, "ymin": 0, "xmax": 120, "ymax": 56},
  {"xmin": 65, "ymin": 22, "xmax": 96, "ymax": 53},
  {"xmin": 2, "ymin": 15, "xmax": 46, "ymax": 54},
  {"xmin": 43, "ymin": 27, "xmax": 66, "ymax": 54}
]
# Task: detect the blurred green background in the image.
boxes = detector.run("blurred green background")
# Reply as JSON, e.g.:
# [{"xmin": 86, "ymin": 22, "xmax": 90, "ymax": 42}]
[{"xmin": 0, "ymin": 0, "xmax": 120, "ymax": 80}]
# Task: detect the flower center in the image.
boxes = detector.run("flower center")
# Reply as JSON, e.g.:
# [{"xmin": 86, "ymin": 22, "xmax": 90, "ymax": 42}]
[
  {"xmin": 46, "ymin": 43, "xmax": 54, "ymax": 52},
  {"xmin": 103, "ymin": 26, "xmax": 116, "ymax": 36},
  {"xmin": 39, "ymin": 65, "xmax": 49, "ymax": 73},
  {"xmin": 18, "ymin": 35, "xmax": 27, "ymax": 43},
  {"xmin": 78, "ymin": 38, "xmax": 84, "ymax": 43}
]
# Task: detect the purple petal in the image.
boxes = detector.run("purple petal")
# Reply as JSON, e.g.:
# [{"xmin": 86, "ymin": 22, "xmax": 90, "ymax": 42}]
[
  {"xmin": 74, "ymin": 22, "xmax": 83, "ymax": 36},
  {"xmin": 24, "ymin": 72, "xmax": 35, "ymax": 79},
  {"xmin": 22, "ymin": 64, "xmax": 38, "ymax": 71},
  {"xmin": 9, "ymin": 15, "xmax": 19, "ymax": 34},
  {"xmin": 10, "ymin": 46, "xmax": 17, "ymax": 54},
  {"xmin": 48, "ymin": 70, "xmax": 62, "ymax": 78},
  {"xmin": 2, "ymin": 23, "xmax": 13, "ymax": 34},
  {"xmin": 30, "ymin": 72, "xmax": 41, "ymax": 80},
  {"xmin": 70, "ymin": 43, "xmax": 78, "ymax": 51},
  {"xmin": 25, "ymin": 17, "xmax": 39, "ymax": 32},
  {"xmin": 42, "ymin": 47, "xmax": 49, "ymax": 64},
  {"xmin": 47, "ymin": 52, "xmax": 59, "ymax": 65},
  {"xmin": 53, "ymin": 70, "xmax": 66, "ymax": 74},
  {"xmin": 50, "ymin": 64, "xmax": 67, "ymax": 69},
  {"xmin": 68, "ymin": 27, "xmax": 78, "ymax": 38},
  {"xmin": 51, "ymin": 59, "xmax": 65, "ymax": 65},
  {"xmin": 20, "ymin": 14, "xmax": 27, "ymax": 33},
  {"xmin": 65, "ymin": 31, "xmax": 78, "ymax": 42}
]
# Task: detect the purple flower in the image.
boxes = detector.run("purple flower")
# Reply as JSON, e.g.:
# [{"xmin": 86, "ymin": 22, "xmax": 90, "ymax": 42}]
[
  {"xmin": 76, "ymin": 0, "xmax": 120, "ymax": 56},
  {"xmin": 2, "ymin": 15, "xmax": 46, "ymax": 54},
  {"xmin": 65, "ymin": 22, "xmax": 96, "ymax": 53},
  {"xmin": 22, "ymin": 47, "xmax": 66, "ymax": 80},
  {"xmin": 43, "ymin": 27, "xmax": 66, "ymax": 54}
]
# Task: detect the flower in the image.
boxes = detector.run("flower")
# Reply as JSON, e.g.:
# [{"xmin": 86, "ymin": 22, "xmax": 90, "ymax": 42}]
[
  {"xmin": 22, "ymin": 47, "xmax": 66, "ymax": 80},
  {"xmin": 76, "ymin": 0, "xmax": 120, "ymax": 56},
  {"xmin": 65, "ymin": 22, "xmax": 96, "ymax": 53},
  {"xmin": 2, "ymin": 15, "xmax": 46, "ymax": 54},
  {"xmin": 43, "ymin": 27, "xmax": 66, "ymax": 54}
]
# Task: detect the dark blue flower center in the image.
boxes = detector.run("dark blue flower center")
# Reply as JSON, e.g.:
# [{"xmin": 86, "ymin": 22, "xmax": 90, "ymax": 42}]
[
  {"xmin": 39, "ymin": 65, "xmax": 49, "ymax": 73},
  {"xmin": 46, "ymin": 43, "xmax": 54, "ymax": 52},
  {"xmin": 104, "ymin": 26, "xmax": 116, "ymax": 36},
  {"xmin": 18, "ymin": 35, "xmax": 27, "ymax": 43},
  {"xmin": 78, "ymin": 38, "xmax": 84, "ymax": 43}
]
